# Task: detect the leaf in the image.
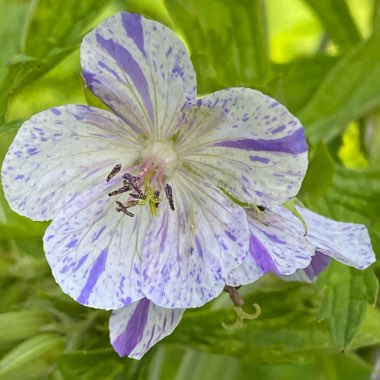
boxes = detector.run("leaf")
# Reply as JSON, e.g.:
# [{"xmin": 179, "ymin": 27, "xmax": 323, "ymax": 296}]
[
  {"xmin": 303, "ymin": 0, "xmax": 361, "ymax": 50},
  {"xmin": 298, "ymin": 29, "xmax": 380, "ymax": 143},
  {"xmin": 164, "ymin": 0, "xmax": 271, "ymax": 93},
  {"xmin": 167, "ymin": 283, "xmax": 332, "ymax": 364},
  {"xmin": 302, "ymin": 166, "xmax": 380, "ymax": 254},
  {"xmin": 301, "ymin": 142, "xmax": 336, "ymax": 197},
  {"xmin": 317, "ymin": 262, "xmax": 378, "ymax": 349},
  {"xmin": 0, "ymin": 0, "xmax": 109, "ymax": 123},
  {"xmin": 273, "ymin": 55, "xmax": 337, "ymax": 114},
  {"xmin": 0, "ymin": 311, "xmax": 52, "ymax": 348},
  {"xmin": 0, "ymin": 334, "xmax": 64, "ymax": 377}
]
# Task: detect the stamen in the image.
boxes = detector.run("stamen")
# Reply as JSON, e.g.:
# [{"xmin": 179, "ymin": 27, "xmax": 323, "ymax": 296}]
[
  {"xmin": 123, "ymin": 173, "xmax": 143, "ymax": 197},
  {"xmin": 115, "ymin": 201, "xmax": 134, "ymax": 217},
  {"xmin": 165, "ymin": 184, "xmax": 175, "ymax": 211},
  {"xmin": 130, "ymin": 192, "xmax": 147, "ymax": 200},
  {"xmin": 106, "ymin": 164, "xmax": 122, "ymax": 182},
  {"xmin": 108, "ymin": 185, "xmax": 132, "ymax": 197}
]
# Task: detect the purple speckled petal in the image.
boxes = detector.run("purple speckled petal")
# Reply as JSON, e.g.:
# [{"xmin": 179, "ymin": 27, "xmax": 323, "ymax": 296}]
[
  {"xmin": 81, "ymin": 12, "xmax": 196, "ymax": 139},
  {"xmin": 283, "ymin": 252, "xmax": 331, "ymax": 283},
  {"xmin": 227, "ymin": 208, "xmax": 314, "ymax": 286},
  {"xmin": 110, "ymin": 299, "xmax": 184, "ymax": 359},
  {"xmin": 1, "ymin": 105, "xmax": 142, "ymax": 221},
  {"xmin": 43, "ymin": 180, "xmax": 151, "ymax": 309},
  {"xmin": 176, "ymin": 88, "xmax": 308, "ymax": 206},
  {"xmin": 141, "ymin": 171, "xmax": 249, "ymax": 308},
  {"xmin": 272, "ymin": 205, "xmax": 376, "ymax": 270}
]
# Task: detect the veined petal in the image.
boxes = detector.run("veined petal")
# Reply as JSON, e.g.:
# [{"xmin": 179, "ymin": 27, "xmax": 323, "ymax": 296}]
[
  {"xmin": 273, "ymin": 205, "xmax": 376, "ymax": 270},
  {"xmin": 176, "ymin": 88, "xmax": 308, "ymax": 206},
  {"xmin": 1, "ymin": 105, "xmax": 141, "ymax": 221},
  {"xmin": 141, "ymin": 172, "xmax": 249, "ymax": 308},
  {"xmin": 283, "ymin": 252, "xmax": 331, "ymax": 283},
  {"xmin": 43, "ymin": 180, "xmax": 151, "ymax": 309},
  {"xmin": 81, "ymin": 12, "xmax": 196, "ymax": 140},
  {"xmin": 227, "ymin": 208, "xmax": 314, "ymax": 286},
  {"xmin": 110, "ymin": 299, "xmax": 184, "ymax": 359}
]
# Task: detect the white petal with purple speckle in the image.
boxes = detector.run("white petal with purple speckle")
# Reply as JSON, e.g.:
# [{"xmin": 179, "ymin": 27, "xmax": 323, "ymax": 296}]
[
  {"xmin": 44, "ymin": 180, "xmax": 151, "ymax": 309},
  {"xmin": 141, "ymin": 171, "xmax": 250, "ymax": 308},
  {"xmin": 227, "ymin": 208, "xmax": 314, "ymax": 286},
  {"xmin": 272, "ymin": 205, "xmax": 376, "ymax": 270},
  {"xmin": 177, "ymin": 88, "xmax": 308, "ymax": 206},
  {"xmin": 81, "ymin": 12, "xmax": 196, "ymax": 139},
  {"xmin": 110, "ymin": 298, "xmax": 184, "ymax": 359},
  {"xmin": 1, "ymin": 105, "xmax": 141, "ymax": 221}
]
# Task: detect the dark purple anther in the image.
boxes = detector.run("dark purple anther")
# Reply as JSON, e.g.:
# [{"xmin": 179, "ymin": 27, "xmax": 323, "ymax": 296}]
[
  {"xmin": 165, "ymin": 184, "xmax": 175, "ymax": 211},
  {"xmin": 123, "ymin": 172, "xmax": 143, "ymax": 196},
  {"xmin": 154, "ymin": 190, "xmax": 160, "ymax": 198},
  {"xmin": 106, "ymin": 163, "xmax": 122, "ymax": 182},
  {"xmin": 108, "ymin": 185, "xmax": 132, "ymax": 197},
  {"xmin": 116, "ymin": 201, "xmax": 134, "ymax": 217}
]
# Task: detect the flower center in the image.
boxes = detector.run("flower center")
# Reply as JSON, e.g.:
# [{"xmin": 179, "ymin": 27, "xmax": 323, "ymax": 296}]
[
  {"xmin": 105, "ymin": 141, "xmax": 177, "ymax": 217},
  {"xmin": 141, "ymin": 140, "xmax": 178, "ymax": 178}
]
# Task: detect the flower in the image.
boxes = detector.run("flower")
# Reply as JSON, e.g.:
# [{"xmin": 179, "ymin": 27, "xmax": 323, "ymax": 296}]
[
  {"xmin": 1, "ymin": 12, "xmax": 309, "ymax": 358},
  {"xmin": 108, "ymin": 205, "xmax": 375, "ymax": 359},
  {"xmin": 228, "ymin": 205, "xmax": 376, "ymax": 286}
]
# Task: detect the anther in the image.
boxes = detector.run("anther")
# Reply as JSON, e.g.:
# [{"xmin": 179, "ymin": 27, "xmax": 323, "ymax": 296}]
[
  {"xmin": 115, "ymin": 201, "xmax": 134, "ymax": 217},
  {"xmin": 123, "ymin": 173, "xmax": 143, "ymax": 197},
  {"xmin": 108, "ymin": 185, "xmax": 132, "ymax": 197},
  {"xmin": 106, "ymin": 164, "xmax": 122, "ymax": 182},
  {"xmin": 130, "ymin": 192, "xmax": 146, "ymax": 200},
  {"xmin": 165, "ymin": 184, "xmax": 175, "ymax": 211}
]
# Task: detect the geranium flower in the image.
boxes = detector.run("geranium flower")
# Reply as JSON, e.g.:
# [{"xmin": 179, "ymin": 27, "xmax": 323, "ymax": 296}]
[
  {"xmin": 1, "ymin": 12, "xmax": 309, "ymax": 357},
  {"xmin": 109, "ymin": 205, "xmax": 375, "ymax": 359}
]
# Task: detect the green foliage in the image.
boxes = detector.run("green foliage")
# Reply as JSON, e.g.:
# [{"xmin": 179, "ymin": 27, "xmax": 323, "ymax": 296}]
[
  {"xmin": 317, "ymin": 263, "xmax": 378, "ymax": 349},
  {"xmin": 0, "ymin": 0, "xmax": 380, "ymax": 379},
  {"xmin": 164, "ymin": 0, "xmax": 271, "ymax": 93}
]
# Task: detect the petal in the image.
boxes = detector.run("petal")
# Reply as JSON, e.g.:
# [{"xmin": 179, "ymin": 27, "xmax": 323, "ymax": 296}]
[
  {"xmin": 274, "ymin": 206, "xmax": 376, "ymax": 270},
  {"xmin": 81, "ymin": 12, "xmax": 196, "ymax": 139},
  {"xmin": 1, "ymin": 105, "xmax": 141, "ymax": 221},
  {"xmin": 283, "ymin": 252, "xmax": 331, "ymax": 283},
  {"xmin": 141, "ymin": 172, "xmax": 250, "ymax": 308},
  {"xmin": 43, "ymin": 180, "xmax": 151, "ymax": 309},
  {"xmin": 227, "ymin": 208, "xmax": 314, "ymax": 286},
  {"xmin": 176, "ymin": 88, "xmax": 308, "ymax": 206},
  {"xmin": 110, "ymin": 298, "xmax": 184, "ymax": 359}
]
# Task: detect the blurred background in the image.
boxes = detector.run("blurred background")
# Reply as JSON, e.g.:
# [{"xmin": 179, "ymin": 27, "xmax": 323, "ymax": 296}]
[{"xmin": 0, "ymin": 0, "xmax": 380, "ymax": 379}]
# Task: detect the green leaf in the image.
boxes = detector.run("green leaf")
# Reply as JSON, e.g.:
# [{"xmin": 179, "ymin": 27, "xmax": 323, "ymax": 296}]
[
  {"xmin": 302, "ymin": 166, "xmax": 380, "ymax": 254},
  {"xmin": 168, "ymin": 283, "xmax": 332, "ymax": 364},
  {"xmin": 0, "ymin": 311, "xmax": 52, "ymax": 347},
  {"xmin": 0, "ymin": 119, "xmax": 23, "ymax": 137},
  {"xmin": 164, "ymin": 0, "xmax": 271, "ymax": 93},
  {"xmin": 0, "ymin": 0, "xmax": 110, "ymax": 123},
  {"xmin": 351, "ymin": 305, "xmax": 380, "ymax": 349},
  {"xmin": 0, "ymin": 334, "xmax": 64, "ymax": 377},
  {"xmin": 299, "ymin": 29, "xmax": 380, "ymax": 143},
  {"xmin": 317, "ymin": 262, "xmax": 378, "ymax": 349},
  {"xmin": 273, "ymin": 55, "xmax": 337, "ymax": 114},
  {"xmin": 301, "ymin": 142, "xmax": 336, "ymax": 197},
  {"xmin": 303, "ymin": 0, "xmax": 361, "ymax": 50}
]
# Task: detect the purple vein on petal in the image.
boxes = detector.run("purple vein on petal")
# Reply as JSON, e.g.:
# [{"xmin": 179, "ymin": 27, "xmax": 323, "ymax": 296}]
[
  {"xmin": 121, "ymin": 13, "xmax": 147, "ymax": 57},
  {"xmin": 113, "ymin": 298, "xmax": 150, "ymax": 356},
  {"xmin": 95, "ymin": 33, "xmax": 154, "ymax": 124},
  {"xmin": 249, "ymin": 233, "xmax": 279, "ymax": 274},
  {"xmin": 213, "ymin": 128, "xmax": 307, "ymax": 154},
  {"xmin": 77, "ymin": 248, "xmax": 108, "ymax": 304}
]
